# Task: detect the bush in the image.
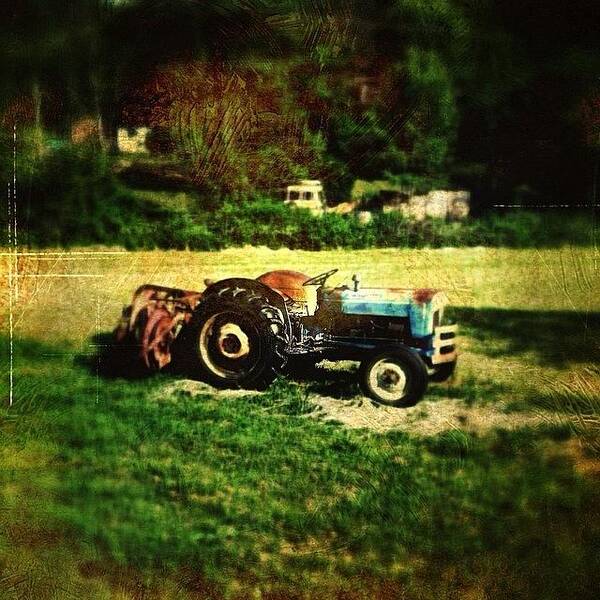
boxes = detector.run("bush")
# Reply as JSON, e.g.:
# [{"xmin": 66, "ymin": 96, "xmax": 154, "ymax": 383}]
[
  {"xmin": 1, "ymin": 144, "xmax": 217, "ymax": 250},
  {"xmin": 6, "ymin": 151, "xmax": 595, "ymax": 251},
  {"xmin": 384, "ymin": 172, "xmax": 450, "ymax": 195}
]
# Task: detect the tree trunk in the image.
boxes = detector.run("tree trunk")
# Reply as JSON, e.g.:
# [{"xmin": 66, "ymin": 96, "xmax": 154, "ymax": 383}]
[
  {"xmin": 32, "ymin": 80, "xmax": 44, "ymax": 155},
  {"xmin": 100, "ymin": 104, "xmax": 119, "ymax": 154}
]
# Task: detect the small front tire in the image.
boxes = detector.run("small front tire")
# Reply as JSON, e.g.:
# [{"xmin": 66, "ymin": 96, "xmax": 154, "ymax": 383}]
[
  {"xmin": 430, "ymin": 361, "xmax": 457, "ymax": 383},
  {"xmin": 359, "ymin": 347, "xmax": 428, "ymax": 407}
]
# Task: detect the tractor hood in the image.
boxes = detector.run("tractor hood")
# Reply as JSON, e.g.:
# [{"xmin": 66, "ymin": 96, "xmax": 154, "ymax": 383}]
[{"xmin": 322, "ymin": 287, "xmax": 448, "ymax": 338}]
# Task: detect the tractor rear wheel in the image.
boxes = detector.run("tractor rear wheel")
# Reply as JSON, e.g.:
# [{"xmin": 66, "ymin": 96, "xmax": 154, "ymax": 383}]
[
  {"xmin": 184, "ymin": 286, "xmax": 288, "ymax": 389},
  {"xmin": 359, "ymin": 347, "xmax": 428, "ymax": 407}
]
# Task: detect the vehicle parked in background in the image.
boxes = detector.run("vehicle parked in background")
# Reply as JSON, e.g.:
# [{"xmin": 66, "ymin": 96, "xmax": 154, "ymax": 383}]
[{"xmin": 284, "ymin": 180, "xmax": 326, "ymax": 214}]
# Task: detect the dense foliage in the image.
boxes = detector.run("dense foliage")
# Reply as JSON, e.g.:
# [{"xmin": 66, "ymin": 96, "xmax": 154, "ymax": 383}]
[
  {"xmin": 2, "ymin": 0, "xmax": 600, "ymax": 210},
  {"xmin": 8, "ymin": 143, "xmax": 595, "ymax": 249}
]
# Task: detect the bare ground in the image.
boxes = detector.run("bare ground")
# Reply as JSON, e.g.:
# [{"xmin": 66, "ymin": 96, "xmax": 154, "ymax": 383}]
[
  {"xmin": 158, "ymin": 378, "xmax": 549, "ymax": 437},
  {"xmin": 305, "ymin": 395, "xmax": 547, "ymax": 435}
]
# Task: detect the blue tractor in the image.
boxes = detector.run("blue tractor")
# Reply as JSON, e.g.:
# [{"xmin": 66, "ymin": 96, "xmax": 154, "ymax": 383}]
[{"xmin": 117, "ymin": 269, "xmax": 458, "ymax": 407}]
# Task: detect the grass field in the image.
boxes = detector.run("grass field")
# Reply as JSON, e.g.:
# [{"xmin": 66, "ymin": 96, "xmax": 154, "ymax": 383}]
[{"xmin": 1, "ymin": 246, "xmax": 599, "ymax": 599}]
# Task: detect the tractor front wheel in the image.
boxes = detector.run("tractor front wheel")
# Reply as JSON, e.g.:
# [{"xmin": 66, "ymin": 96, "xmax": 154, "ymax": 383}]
[
  {"xmin": 430, "ymin": 360, "xmax": 457, "ymax": 383},
  {"xmin": 359, "ymin": 347, "xmax": 428, "ymax": 407}
]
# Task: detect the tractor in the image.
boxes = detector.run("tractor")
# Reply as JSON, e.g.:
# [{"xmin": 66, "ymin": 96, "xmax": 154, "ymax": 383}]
[{"xmin": 115, "ymin": 269, "xmax": 457, "ymax": 407}]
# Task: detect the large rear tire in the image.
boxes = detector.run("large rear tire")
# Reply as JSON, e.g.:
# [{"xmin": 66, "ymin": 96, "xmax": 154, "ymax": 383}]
[
  {"xmin": 184, "ymin": 286, "xmax": 288, "ymax": 390},
  {"xmin": 359, "ymin": 347, "xmax": 428, "ymax": 407}
]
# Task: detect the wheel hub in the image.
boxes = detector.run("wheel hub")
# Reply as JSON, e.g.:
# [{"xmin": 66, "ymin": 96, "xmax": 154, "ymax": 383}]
[
  {"xmin": 217, "ymin": 323, "xmax": 250, "ymax": 359},
  {"xmin": 199, "ymin": 313, "xmax": 257, "ymax": 379},
  {"xmin": 369, "ymin": 359, "xmax": 408, "ymax": 401},
  {"xmin": 381, "ymin": 368, "xmax": 401, "ymax": 386}
]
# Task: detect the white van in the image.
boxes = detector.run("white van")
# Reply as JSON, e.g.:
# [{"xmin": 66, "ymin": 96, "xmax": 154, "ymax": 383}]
[{"xmin": 285, "ymin": 180, "xmax": 326, "ymax": 214}]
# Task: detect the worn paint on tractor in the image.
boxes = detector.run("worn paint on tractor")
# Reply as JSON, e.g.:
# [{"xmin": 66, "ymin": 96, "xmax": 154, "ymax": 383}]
[{"xmin": 115, "ymin": 269, "xmax": 458, "ymax": 407}]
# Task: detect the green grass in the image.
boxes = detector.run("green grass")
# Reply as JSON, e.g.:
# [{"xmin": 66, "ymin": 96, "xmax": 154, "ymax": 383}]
[
  {"xmin": 1, "ymin": 247, "xmax": 599, "ymax": 598},
  {"xmin": 452, "ymin": 307, "xmax": 600, "ymax": 367},
  {"xmin": 2, "ymin": 338, "xmax": 600, "ymax": 599}
]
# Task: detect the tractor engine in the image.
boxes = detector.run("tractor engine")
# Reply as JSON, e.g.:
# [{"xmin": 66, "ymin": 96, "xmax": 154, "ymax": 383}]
[{"xmin": 313, "ymin": 284, "xmax": 448, "ymax": 343}]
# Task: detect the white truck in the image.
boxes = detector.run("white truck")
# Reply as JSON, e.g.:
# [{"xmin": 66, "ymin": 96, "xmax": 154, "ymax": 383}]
[{"xmin": 285, "ymin": 180, "xmax": 326, "ymax": 214}]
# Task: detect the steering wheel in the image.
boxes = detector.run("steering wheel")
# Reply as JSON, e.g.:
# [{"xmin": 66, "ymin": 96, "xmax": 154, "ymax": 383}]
[{"xmin": 302, "ymin": 268, "xmax": 339, "ymax": 287}]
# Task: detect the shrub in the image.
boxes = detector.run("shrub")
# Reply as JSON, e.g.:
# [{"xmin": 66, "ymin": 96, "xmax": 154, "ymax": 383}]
[{"xmin": 6, "ymin": 153, "xmax": 596, "ymax": 251}]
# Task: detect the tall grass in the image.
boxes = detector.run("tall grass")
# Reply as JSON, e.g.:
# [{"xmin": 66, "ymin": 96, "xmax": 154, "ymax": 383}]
[{"xmin": 195, "ymin": 200, "xmax": 596, "ymax": 250}]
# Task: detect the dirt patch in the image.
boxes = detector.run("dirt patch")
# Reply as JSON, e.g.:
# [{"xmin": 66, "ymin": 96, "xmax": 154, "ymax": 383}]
[
  {"xmin": 156, "ymin": 379, "xmax": 263, "ymax": 400},
  {"xmin": 158, "ymin": 379, "xmax": 548, "ymax": 437},
  {"xmin": 563, "ymin": 438, "xmax": 600, "ymax": 479},
  {"xmin": 302, "ymin": 360, "xmax": 549, "ymax": 435},
  {"xmin": 305, "ymin": 394, "xmax": 546, "ymax": 436}
]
